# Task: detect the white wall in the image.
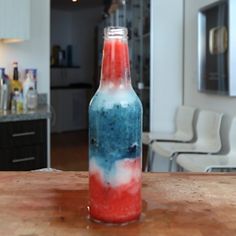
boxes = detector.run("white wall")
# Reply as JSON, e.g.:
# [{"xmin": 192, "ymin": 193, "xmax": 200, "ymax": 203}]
[
  {"xmin": 184, "ymin": 0, "xmax": 236, "ymax": 152},
  {"xmin": 150, "ymin": 0, "xmax": 184, "ymax": 133},
  {"xmin": 51, "ymin": 7, "xmax": 103, "ymax": 84},
  {"xmin": 0, "ymin": 0, "xmax": 50, "ymax": 98}
]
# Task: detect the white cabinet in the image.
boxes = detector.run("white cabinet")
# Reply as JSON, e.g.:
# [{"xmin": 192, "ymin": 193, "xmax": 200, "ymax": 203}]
[{"xmin": 0, "ymin": 0, "xmax": 30, "ymax": 42}]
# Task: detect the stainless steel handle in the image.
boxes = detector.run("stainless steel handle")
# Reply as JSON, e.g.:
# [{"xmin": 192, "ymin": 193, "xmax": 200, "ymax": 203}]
[
  {"xmin": 12, "ymin": 157, "xmax": 35, "ymax": 163},
  {"xmin": 12, "ymin": 131, "xmax": 36, "ymax": 138}
]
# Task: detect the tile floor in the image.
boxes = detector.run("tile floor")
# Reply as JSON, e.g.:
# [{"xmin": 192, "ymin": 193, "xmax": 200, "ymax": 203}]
[{"xmin": 51, "ymin": 130, "xmax": 88, "ymax": 171}]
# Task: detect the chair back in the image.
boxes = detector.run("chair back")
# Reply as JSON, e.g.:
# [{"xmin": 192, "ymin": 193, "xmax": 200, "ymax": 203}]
[
  {"xmin": 175, "ymin": 106, "xmax": 196, "ymax": 141},
  {"xmin": 195, "ymin": 110, "xmax": 223, "ymax": 152},
  {"xmin": 228, "ymin": 117, "xmax": 236, "ymax": 155}
]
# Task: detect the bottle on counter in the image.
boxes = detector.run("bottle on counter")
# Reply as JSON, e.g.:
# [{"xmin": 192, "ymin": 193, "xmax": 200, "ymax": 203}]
[
  {"xmin": 88, "ymin": 27, "xmax": 143, "ymax": 223},
  {"xmin": 23, "ymin": 70, "xmax": 36, "ymax": 109},
  {"xmin": 15, "ymin": 89, "xmax": 23, "ymax": 113},
  {"xmin": 26, "ymin": 87, "xmax": 38, "ymax": 110},
  {"xmin": 11, "ymin": 88, "xmax": 19, "ymax": 112},
  {"xmin": 11, "ymin": 62, "xmax": 22, "ymax": 93},
  {"xmin": 0, "ymin": 68, "xmax": 11, "ymax": 111}
]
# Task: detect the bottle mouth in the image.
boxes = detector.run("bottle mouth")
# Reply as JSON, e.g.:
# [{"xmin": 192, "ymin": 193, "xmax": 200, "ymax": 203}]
[{"xmin": 104, "ymin": 26, "xmax": 128, "ymax": 40}]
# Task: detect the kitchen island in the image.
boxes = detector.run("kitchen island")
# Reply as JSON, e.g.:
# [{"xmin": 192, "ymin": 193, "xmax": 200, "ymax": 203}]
[
  {"xmin": 0, "ymin": 94, "xmax": 50, "ymax": 170},
  {"xmin": 0, "ymin": 172, "xmax": 235, "ymax": 236}
]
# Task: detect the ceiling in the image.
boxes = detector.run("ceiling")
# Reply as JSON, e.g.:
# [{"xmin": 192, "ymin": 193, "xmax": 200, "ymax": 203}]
[{"xmin": 51, "ymin": 0, "xmax": 104, "ymax": 10}]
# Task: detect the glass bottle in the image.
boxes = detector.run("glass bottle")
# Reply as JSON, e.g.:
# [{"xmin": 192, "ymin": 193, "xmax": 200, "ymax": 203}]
[
  {"xmin": 26, "ymin": 87, "xmax": 38, "ymax": 110},
  {"xmin": 89, "ymin": 26, "xmax": 143, "ymax": 223},
  {"xmin": 11, "ymin": 62, "xmax": 22, "ymax": 93},
  {"xmin": 11, "ymin": 88, "xmax": 19, "ymax": 112},
  {"xmin": 0, "ymin": 69, "xmax": 10, "ymax": 111},
  {"xmin": 13, "ymin": 62, "xmax": 19, "ymax": 81}
]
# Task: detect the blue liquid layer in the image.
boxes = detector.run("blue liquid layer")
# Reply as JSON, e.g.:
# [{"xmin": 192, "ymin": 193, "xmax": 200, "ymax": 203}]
[{"xmin": 89, "ymin": 87, "xmax": 142, "ymax": 175}]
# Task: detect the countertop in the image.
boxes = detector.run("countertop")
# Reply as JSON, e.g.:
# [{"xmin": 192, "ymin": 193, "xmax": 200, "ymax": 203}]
[
  {"xmin": 0, "ymin": 104, "xmax": 51, "ymax": 122},
  {"xmin": 0, "ymin": 172, "xmax": 235, "ymax": 236}
]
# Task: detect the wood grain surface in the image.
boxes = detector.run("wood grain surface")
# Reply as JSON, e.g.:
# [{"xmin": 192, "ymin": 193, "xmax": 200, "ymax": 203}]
[{"xmin": 0, "ymin": 172, "xmax": 235, "ymax": 236}]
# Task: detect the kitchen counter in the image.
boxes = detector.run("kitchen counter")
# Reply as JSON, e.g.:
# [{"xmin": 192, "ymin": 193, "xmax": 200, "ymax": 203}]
[
  {"xmin": 0, "ymin": 104, "xmax": 51, "ymax": 122},
  {"xmin": 0, "ymin": 94, "xmax": 50, "ymax": 122},
  {"xmin": 0, "ymin": 171, "xmax": 235, "ymax": 236}
]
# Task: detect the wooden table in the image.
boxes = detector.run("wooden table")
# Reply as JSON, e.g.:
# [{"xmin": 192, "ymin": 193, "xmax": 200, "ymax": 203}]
[{"xmin": 0, "ymin": 172, "xmax": 235, "ymax": 236}]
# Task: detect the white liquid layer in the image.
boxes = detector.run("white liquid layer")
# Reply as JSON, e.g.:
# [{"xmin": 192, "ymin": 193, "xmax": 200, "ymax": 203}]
[
  {"xmin": 91, "ymin": 86, "xmax": 138, "ymax": 111},
  {"xmin": 90, "ymin": 158, "xmax": 141, "ymax": 188}
]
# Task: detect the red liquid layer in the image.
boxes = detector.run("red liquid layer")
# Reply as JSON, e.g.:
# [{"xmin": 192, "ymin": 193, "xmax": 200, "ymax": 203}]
[
  {"xmin": 102, "ymin": 39, "xmax": 130, "ymax": 85},
  {"xmin": 89, "ymin": 159, "xmax": 141, "ymax": 223}
]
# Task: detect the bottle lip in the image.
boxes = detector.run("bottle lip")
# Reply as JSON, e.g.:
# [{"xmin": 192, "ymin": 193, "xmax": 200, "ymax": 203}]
[
  {"xmin": 13, "ymin": 62, "xmax": 18, "ymax": 67},
  {"xmin": 104, "ymin": 26, "xmax": 128, "ymax": 39}
]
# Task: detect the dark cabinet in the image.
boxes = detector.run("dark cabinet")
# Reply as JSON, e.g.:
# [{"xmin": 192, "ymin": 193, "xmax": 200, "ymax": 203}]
[{"xmin": 0, "ymin": 119, "xmax": 47, "ymax": 171}]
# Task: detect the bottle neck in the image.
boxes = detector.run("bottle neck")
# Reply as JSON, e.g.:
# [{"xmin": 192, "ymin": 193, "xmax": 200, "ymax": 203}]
[
  {"xmin": 13, "ymin": 68, "xmax": 18, "ymax": 81},
  {"xmin": 100, "ymin": 37, "xmax": 131, "ymax": 88}
]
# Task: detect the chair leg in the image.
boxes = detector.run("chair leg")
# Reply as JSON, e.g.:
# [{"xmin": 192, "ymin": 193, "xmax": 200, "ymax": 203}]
[
  {"xmin": 169, "ymin": 153, "xmax": 178, "ymax": 172},
  {"xmin": 149, "ymin": 150, "xmax": 155, "ymax": 172},
  {"xmin": 168, "ymin": 156, "xmax": 173, "ymax": 172},
  {"xmin": 145, "ymin": 144, "xmax": 152, "ymax": 172},
  {"xmin": 173, "ymin": 153, "xmax": 178, "ymax": 171},
  {"xmin": 145, "ymin": 142, "xmax": 156, "ymax": 172}
]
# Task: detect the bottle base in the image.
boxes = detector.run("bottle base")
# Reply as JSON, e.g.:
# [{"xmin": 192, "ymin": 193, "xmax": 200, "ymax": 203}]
[{"xmin": 89, "ymin": 212, "xmax": 141, "ymax": 225}]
